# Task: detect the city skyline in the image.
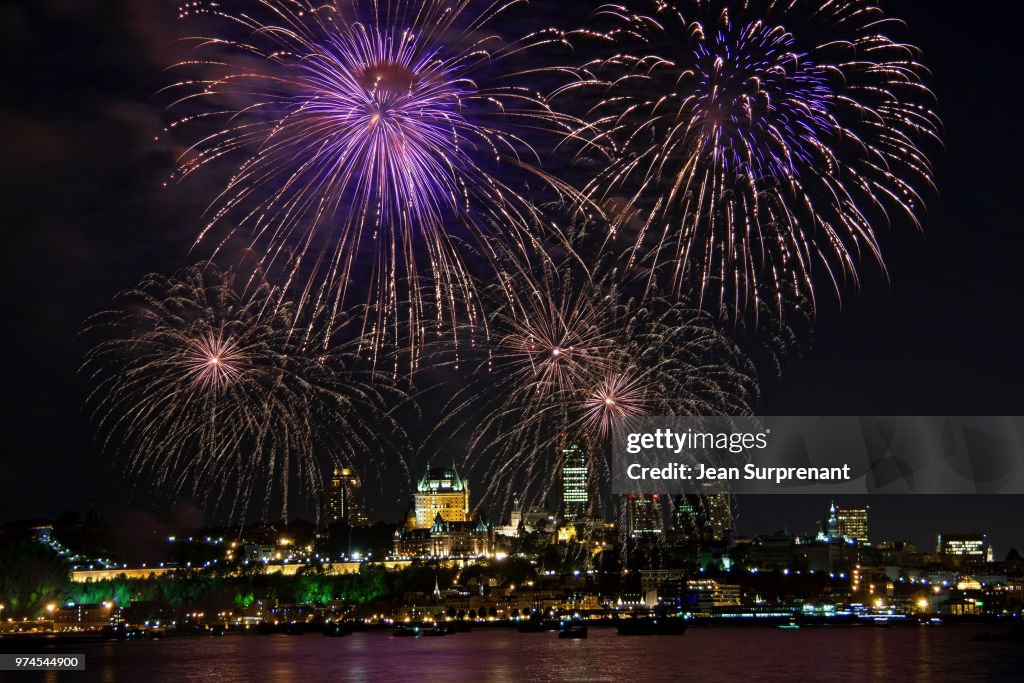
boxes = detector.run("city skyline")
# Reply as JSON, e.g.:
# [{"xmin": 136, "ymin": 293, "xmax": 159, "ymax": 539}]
[
  {"xmin": 2, "ymin": 0, "xmax": 1023, "ymax": 595},
  {"xmin": 2, "ymin": 2, "xmax": 1023, "ymax": 680},
  {"xmin": 4, "ymin": 486, "xmax": 1018, "ymax": 629},
  {"xmin": 6, "ymin": 480, "xmax": 1018, "ymax": 569}
]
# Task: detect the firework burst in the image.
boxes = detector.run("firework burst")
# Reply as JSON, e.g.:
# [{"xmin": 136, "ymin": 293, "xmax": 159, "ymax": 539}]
[
  {"xmin": 432, "ymin": 258, "xmax": 758, "ymax": 517},
  {"xmin": 560, "ymin": 0, "xmax": 941, "ymax": 314},
  {"xmin": 165, "ymin": 0, "xmax": 581, "ymax": 361},
  {"xmin": 493, "ymin": 263, "xmax": 614, "ymax": 400},
  {"xmin": 583, "ymin": 368, "xmax": 651, "ymax": 437},
  {"xmin": 82, "ymin": 264, "xmax": 405, "ymax": 520},
  {"xmin": 183, "ymin": 331, "xmax": 245, "ymax": 391}
]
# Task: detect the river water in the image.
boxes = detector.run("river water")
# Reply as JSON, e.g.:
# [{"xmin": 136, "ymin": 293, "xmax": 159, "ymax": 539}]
[{"xmin": 8, "ymin": 625, "xmax": 1023, "ymax": 682}]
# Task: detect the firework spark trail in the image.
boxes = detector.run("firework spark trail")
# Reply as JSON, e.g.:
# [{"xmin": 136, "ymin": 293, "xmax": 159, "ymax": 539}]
[
  {"xmin": 557, "ymin": 0, "xmax": 941, "ymax": 317},
  {"xmin": 429, "ymin": 255, "xmax": 759, "ymax": 518},
  {"xmin": 493, "ymin": 261, "xmax": 614, "ymax": 401},
  {"xmin": 81, "ymin": 264, "xmax": 407, "ymax": 521},
  {"xmin": 165, "ymin": 0, "xmax": 586, "ymax": 364}
]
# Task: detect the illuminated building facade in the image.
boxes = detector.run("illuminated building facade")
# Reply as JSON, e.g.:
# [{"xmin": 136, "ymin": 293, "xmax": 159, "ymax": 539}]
[
  {"xmin": 705, "ymin": 492, "xmax": 733, "ymax": 542},
  {"xmin": 684, "ymin": 579, "xmax": 742, "ymax": 609},
  {"xmin": 560, "ymin": 438, "xmax": 591, "ymax": 521},
  {"xmin": 494, "ymin": 495, "xmax": 554, "ymax": 537},
  {"xmin": 836, "ymin": 505, "xmax": 869, "ymax": 545},
  {"xmin": 672, "ymin": 490, "xmax": 733, "ymax": 542},
  {"xmin": 393, "ymin": 514, "xmax": 496, "ymax": 559},
  {"xmin": 627, "ymin": 494, "xmax": 664, "ymax": 537},
  {"xmin": 822, "ymin": 502, "xmax": 869, "ymax": 546},
  {"xmin": 937, "ymin": 533, "xmax": 993, "ymax": 565},
  {"xmin": 54, "ymin": 603, "xmax": 116, "ymax": 631},
  {"xmin": 411, "ymin": 464, "xmax": 470, "ymax": 529},
  {"xmin": 672, "ymin": 495, "xmax": 696, "ymax": 534},
  {"xmin": 326, "ymin": 467, "xmax": 370, "ymax": 526}
]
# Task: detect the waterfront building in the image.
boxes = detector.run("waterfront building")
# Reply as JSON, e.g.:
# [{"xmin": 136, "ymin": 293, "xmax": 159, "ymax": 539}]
[
  {"xmin": 54, "ymin": 603, "xmax": 116, "ymax": 631},
  {"xmin": 684, "ymin": 579, "xmax": 742, "ymax": 609}
]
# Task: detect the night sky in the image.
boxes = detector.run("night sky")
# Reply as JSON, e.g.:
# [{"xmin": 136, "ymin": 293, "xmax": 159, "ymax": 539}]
[{"xmin": 1, "ymin": 1, "xmax": 1022, "ymax": 554}]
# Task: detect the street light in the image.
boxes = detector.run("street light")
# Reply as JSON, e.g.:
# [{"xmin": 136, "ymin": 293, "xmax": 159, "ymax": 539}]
[{"xmin": 46, "ymin": 603, "xmax": 56, "ymax": 632}]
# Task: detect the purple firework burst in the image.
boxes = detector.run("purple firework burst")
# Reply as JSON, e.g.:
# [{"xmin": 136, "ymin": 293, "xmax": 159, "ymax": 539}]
[
  {"xmin": 165, "ymin": 0, "xmax": 578, "ymax": 363},
  {"xmin": 561, "ymin": 0, "xmax": 941, "ymax": 316}
]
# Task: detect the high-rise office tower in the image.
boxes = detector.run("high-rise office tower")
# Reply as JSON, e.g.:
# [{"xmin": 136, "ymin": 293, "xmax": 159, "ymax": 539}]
[
  {"xmin": 672, "ymin": 495, "xmax": 697, "ymax": 535},
  {"xmin": 627, "ymin": 494, "xmax": 664, "ymax": 537},
  {"xmin": 823, "ymin": 502, "xmax": 870, "ymax": 545},
  {"xmin": 704, "ymin": 492, "xmax": 733, "ymax": 542},
  {"xmin": 673, "ymin": 488, "xmax": 733, "ymax": 542},
  {"xmin": 326, "ymin": 467, "xmax": 370, "ymax": 526},
  {"xmin": 560, "ymin": 437, "xmax": 591, "ymax": 521},
  {"xmin": 835, "ymin": 504, "xmax": 869, "ymax": 545}
]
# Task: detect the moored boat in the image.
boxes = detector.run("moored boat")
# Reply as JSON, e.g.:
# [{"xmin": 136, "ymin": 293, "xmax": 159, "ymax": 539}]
[
  {"xmin": 422, "ymin": 624, "xmax": 452, "ymax": 637},
  {"xmin": 322, "ymin": 622, "xmax": 348, "ymax": 637},
  {"xmin": 558, "ymin": 623, "xmax": 588, "ymax": 639},
  {"xmin": 392, "ymin": 625, "xmax": 421, "ymax": 637}
]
